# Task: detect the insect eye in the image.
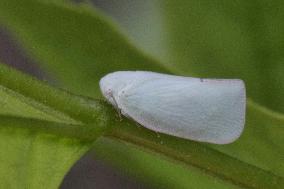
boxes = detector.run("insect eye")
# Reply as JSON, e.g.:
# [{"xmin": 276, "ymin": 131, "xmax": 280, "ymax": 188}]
[{"xmin": 105, "ymin": 89, "xmax": 112, "ymax": 96}]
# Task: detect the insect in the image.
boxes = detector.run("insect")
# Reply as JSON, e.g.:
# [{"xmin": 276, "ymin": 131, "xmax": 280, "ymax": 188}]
[{"xmin": 100, "ymin": 71, "xmax": 246, "ymax": 144}]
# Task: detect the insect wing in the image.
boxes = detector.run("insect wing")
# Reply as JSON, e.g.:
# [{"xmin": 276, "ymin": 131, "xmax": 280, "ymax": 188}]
[{"xmin": 117, "ymin": 76, "xmax": 245, "ymax": 144}]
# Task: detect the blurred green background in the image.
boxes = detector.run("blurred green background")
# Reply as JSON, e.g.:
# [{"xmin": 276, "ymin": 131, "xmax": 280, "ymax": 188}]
[{"xmin": 0, "ymin": 0, "xmax": 283, "ymax": 188}]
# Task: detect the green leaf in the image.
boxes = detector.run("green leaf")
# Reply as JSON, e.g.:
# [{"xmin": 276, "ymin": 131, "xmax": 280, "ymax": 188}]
[
  {"xmin": 0, "ymin": 116, "xmax": 90, "ymax": 189},
  {"xmin": 0, "ymin": 63, "xmax": 114, "ymax": 188},
  {"xmin": 0, "ymin": 1, "xmax": 283, "ymax": 188}
]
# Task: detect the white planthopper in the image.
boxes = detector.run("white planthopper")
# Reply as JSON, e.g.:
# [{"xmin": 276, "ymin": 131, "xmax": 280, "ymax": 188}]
[{"xmin": 99, "ymin": 71, "xmax": 246, "ymax": 144}]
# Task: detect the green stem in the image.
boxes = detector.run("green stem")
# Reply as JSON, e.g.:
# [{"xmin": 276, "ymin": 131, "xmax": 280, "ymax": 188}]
[
  {"xmin": 106, "ymin": 109, "xmax": 284, "ymax": 189},
  {"xmin": 0, "ymin": 63, "xmax": 113, "ymax": 124},
  {"xmin": 0, "ymin": 115, "xmax": 104, "ymax": 141}
]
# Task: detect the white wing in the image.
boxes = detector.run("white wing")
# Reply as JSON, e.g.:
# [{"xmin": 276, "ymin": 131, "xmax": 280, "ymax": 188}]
[{"xmin": 116, "ymin": 72, "xmax": 245, "ymax": 144}]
